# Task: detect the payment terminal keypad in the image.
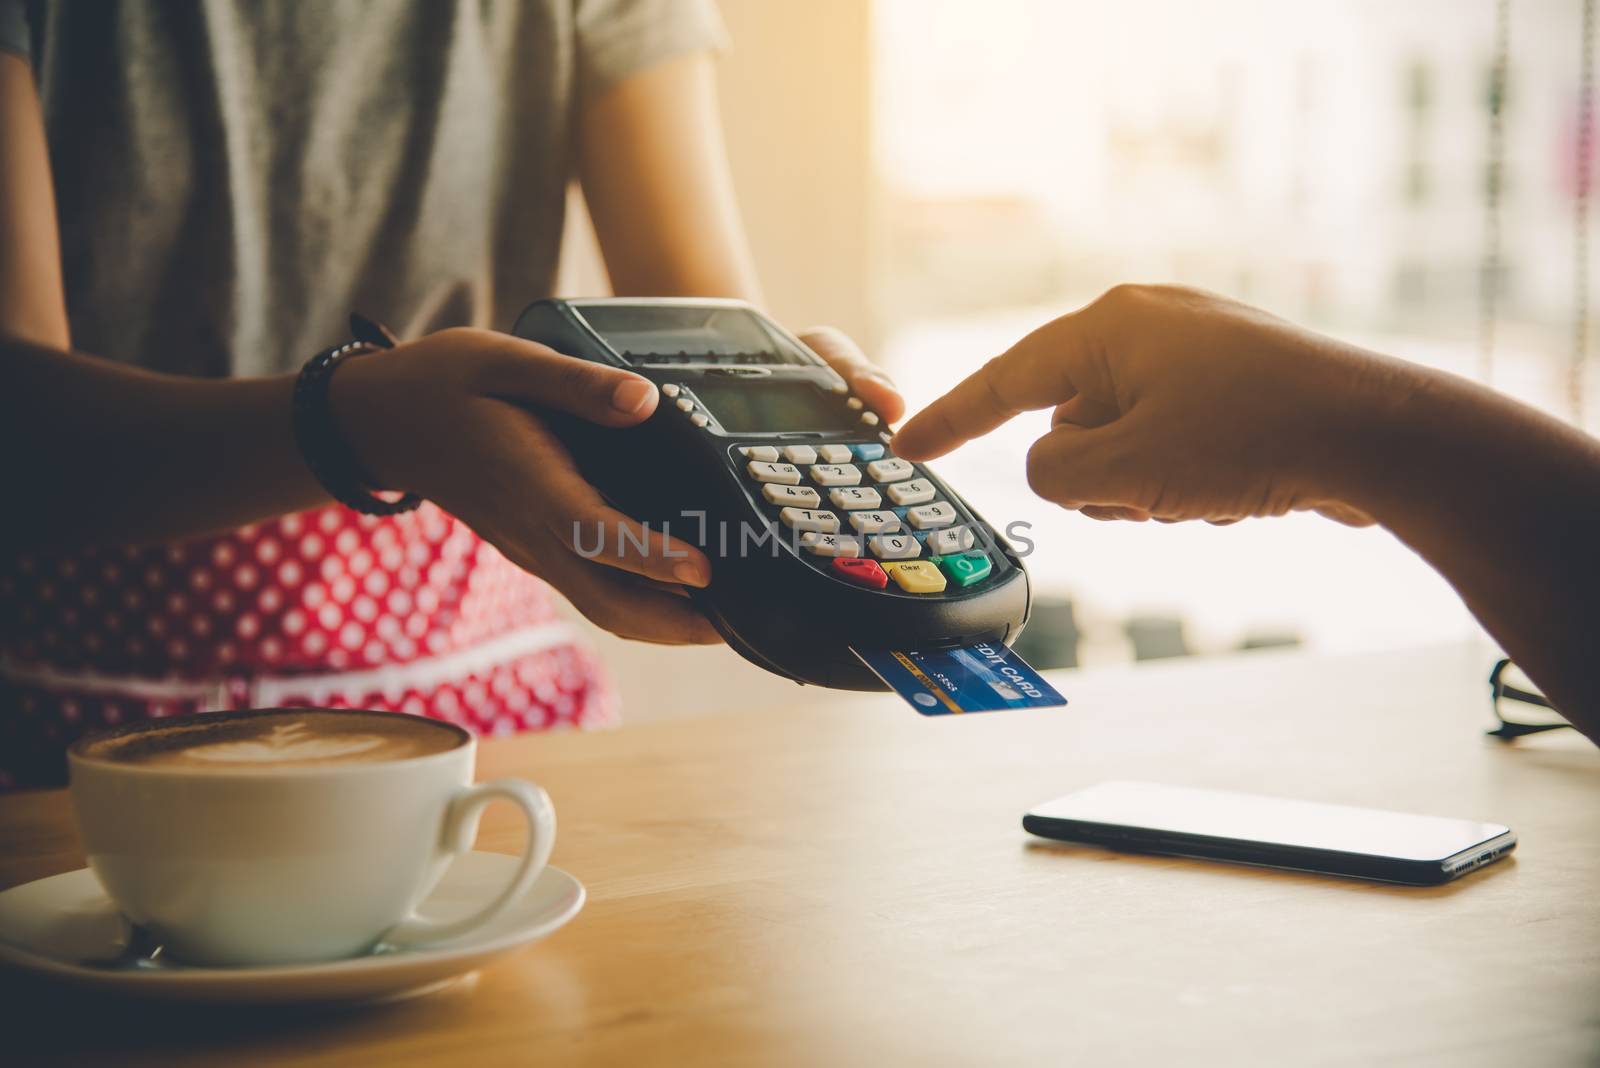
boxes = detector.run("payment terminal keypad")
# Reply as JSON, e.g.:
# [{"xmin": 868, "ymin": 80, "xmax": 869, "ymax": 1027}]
[{"xmin": 735, "ymin": 442, "xmax": 999, "ymax": 596}]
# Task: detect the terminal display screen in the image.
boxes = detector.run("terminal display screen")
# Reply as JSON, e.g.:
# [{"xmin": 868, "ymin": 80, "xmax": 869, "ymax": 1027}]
[
  {"xmin": 577, "ymin": 304, "xmax": 813, "ymax": 367},
  {"xmin": 691, "ymin": 378, "xmax": 860, "ymax": 433}
]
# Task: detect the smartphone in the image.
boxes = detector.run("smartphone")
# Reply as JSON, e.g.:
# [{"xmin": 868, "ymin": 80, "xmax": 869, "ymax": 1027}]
[{"xmin": 1023, "ymin": 781, "xmax": 1516, "ymax": 885}]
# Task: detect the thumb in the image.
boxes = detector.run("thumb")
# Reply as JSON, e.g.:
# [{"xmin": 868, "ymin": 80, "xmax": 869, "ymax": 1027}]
[
  {"xmin": 475, "ymin": 335, "xmax": 660, "ymax": 427},
  {"xmin": 800, "ymin": 326, "xmax": 906, "ymax": 423},
  {"xmin": 1024, "ymin": 422, "xmax": 1142, "ymax": 511}
]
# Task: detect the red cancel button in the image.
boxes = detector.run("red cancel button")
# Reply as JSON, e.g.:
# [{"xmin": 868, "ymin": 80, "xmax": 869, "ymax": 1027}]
[{"xmin": 831, "ymin": 558, "xmax": 888, "ymax": 589}]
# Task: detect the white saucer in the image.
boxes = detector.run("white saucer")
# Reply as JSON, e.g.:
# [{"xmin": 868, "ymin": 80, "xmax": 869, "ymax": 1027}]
[{"xmin": 0, "ymin": 851, "xmax": 584, "ymax": 1004}]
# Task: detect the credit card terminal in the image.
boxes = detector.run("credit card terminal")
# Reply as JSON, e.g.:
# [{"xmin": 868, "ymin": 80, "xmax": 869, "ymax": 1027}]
[{"xmin": 512, "ymin": 298, "xmax": 1030, "ymax": 690}]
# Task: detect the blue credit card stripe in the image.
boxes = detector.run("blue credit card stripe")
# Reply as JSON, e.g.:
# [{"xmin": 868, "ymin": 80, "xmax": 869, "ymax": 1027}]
[{"xmin": 890, "ymin": 651, "xmax": 965, "ymax": 714}]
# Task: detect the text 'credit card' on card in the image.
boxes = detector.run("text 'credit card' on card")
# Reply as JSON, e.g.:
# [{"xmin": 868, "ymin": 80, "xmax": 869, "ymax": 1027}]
[{"xmin": 851, "ymin": 643, "xmax": 1067, "ymax": 715}]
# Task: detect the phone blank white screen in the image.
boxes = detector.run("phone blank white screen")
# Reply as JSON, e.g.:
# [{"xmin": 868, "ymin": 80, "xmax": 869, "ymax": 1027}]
[{"xmin": 1030, "ymin": 782, "xmax": 1508, "ymax": 861}]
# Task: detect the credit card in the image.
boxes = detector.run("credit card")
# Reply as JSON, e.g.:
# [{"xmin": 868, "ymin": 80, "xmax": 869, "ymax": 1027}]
[{"xmin": 851, "ymin": 643, "xmax": 1067, "ymax": 715}]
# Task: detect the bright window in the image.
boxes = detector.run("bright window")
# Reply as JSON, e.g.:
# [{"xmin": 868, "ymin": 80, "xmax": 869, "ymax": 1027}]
[{"xmin": 872, "ymin": 0, "xmax": 1593, "ymax": 661}]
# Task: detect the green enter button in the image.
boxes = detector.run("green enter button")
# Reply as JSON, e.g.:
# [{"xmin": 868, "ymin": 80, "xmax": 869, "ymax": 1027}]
[{"xmin": 934, "ymin": 552, "xmax": 992, "ymax": 587}]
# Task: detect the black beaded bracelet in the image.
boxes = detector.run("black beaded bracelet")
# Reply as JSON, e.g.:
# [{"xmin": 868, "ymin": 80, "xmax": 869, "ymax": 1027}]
[{"xmin": 291, "ymin": 317, "xmax": 422, "ymax": 517}]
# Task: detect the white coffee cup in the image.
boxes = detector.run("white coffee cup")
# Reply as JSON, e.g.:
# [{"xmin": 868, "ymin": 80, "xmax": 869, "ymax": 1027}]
[{"xmin": 67, "ymin": 708, "xmax": 555, "ymax": 967}]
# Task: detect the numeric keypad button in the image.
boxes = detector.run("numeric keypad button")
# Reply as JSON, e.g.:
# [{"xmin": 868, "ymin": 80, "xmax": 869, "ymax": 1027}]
[
  {"xmin": 928, "ymin": 526, "xmax": 977, "ymax": 556},
  {"xmin": 829, "ymin": 487, "xmax": 882, "ymax": 510},
  {"xmin": 800, "ymin": 532, "xmax": 862, "ymax": 558},
  {"xmin": 907, "ymin": 502, "xmax": 957, "ymax": 529},
  {"xmin": 780, "ymin": 508, "xmax": 839, "ymax": 533},
  {"xmin": 740, "ymin": 445, "xmax": 780, "ymax": 462},
  {"xmin": 869, "ymin": 532, "xmax": 921, "ymax": 560},
  {"xmin": 762, "ymin": 484, "xmax": 821, "ymax": 508},
  {"xmin": 781, "ymin": 445, "xmax": 818, "ymax": 465},
  {"xmin": 884, "ymin": 478, "xmax": 935, "ymax": 506},
  {"xmin": 747, "ymin": 461, "xmax": 801, "ymax": 485},
  {"xmin": 809, "ymin": 463, "xmax": 862, "ymax": 487},
  {"xmin": 817, "ymin": 444, "xmax": 854, "ymax": 463},
  {"xmin": 848, "ymin": 510, "xmax": 902, "ymax": 534},
  {"xmin": 866, "ymin": 457, "xmax": 914, "ymax": 482}
]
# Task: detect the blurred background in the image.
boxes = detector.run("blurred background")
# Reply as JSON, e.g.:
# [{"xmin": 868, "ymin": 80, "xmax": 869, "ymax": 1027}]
[{"xmin": 562, "ymin": 0, "xmax": 1595, "ymax": 720}]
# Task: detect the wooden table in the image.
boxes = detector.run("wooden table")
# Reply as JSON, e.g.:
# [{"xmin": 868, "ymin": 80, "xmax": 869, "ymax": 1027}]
[{"xmin": 3, "ymin": 643, "xmax": 1597, "ymax": 1066}]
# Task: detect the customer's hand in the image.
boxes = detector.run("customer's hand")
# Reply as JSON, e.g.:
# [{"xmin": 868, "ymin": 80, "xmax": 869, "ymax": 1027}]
[
  {"xmin": 892, "ymin": 285, "xmax": 1418, "ymax": 526},
  {"xmin": 332, "ymin": 328, "xmax": 719, "ymax": 644},
  {"xmin": 799, "ymin": 326, "xmax": 906, "ymax": 423},
  {"xmin": 898, "ymin": 284, "xmax": 1600, "ymax": 739}
]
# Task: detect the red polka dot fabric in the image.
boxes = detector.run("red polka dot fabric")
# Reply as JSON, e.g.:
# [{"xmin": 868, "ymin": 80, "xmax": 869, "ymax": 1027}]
[{"xmin": 0, "ymin": 503, "xmax": 616, "ymax": 789}]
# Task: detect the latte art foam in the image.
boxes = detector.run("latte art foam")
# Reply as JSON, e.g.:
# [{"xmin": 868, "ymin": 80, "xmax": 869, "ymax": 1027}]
[
  {"xmin": 175, "ymin": 721, "xmax": 391, "ymax": 765},
  {"xmin": 75, "ymin": 708, "xmax": 463, "ymax": 770}
]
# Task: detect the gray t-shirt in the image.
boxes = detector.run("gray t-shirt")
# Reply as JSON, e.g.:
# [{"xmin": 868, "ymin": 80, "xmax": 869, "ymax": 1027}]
[{"xmin": 0, "ymin": 0, "xmax": 725, "ymax": 377}]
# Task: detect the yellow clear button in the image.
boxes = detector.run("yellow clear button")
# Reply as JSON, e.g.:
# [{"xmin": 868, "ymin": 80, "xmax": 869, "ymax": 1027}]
[{"xmin": 882, "ymin": 560, "xmax": 947, "ymax": 594}]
